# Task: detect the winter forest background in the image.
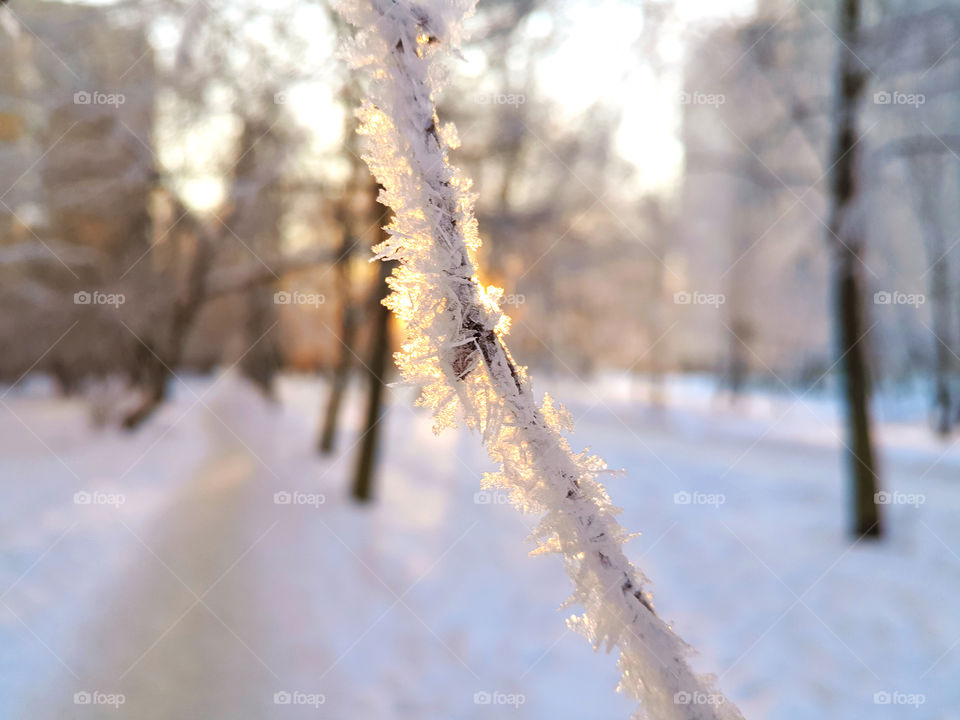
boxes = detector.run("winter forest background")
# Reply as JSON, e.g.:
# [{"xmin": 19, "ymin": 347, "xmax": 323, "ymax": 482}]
[{"xmin": 1, "ymin": 0, "xmax": 958, "ymax": 718}]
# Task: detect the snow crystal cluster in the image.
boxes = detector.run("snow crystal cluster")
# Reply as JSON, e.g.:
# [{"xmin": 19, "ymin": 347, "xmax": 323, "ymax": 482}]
[{"xmin": 336, "ymin": 1, "xmax": 743, "ymax": 718}]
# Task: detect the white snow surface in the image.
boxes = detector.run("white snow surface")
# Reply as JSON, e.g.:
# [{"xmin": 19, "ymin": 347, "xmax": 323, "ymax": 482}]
[{"xmin": 1, "ymin": 372, "xmax": 958, "ymax": 719}]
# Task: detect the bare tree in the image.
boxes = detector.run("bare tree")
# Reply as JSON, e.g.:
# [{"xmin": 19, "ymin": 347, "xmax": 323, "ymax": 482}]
[
  {"xmin": 351, "ymin": 191, "xmax": 392, "ymax": 502},
  {"xmin": 825, "ymin": 0, "xmax": 883, "ymax": 538}
]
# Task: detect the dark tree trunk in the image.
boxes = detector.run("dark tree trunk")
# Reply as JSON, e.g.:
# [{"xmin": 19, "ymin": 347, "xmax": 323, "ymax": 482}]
[
  {"xmin": 351, "ymin": 245, "xmax": 393, "ymax": 503},
  {"xmin": 229, "ymin": 115, "xmax": 284, "ymax": 397},
  {"xmin": 833, "ymin": 253, "xmax": 882, "ymax": 537},
  {"xmin": 318, "ymin": 205, "xmax": 359, "ymax": 454},
  {"xmin": 242, "ymin": 288, "xmax": 282, "ymax": 399},
  {"xmin": 121, "ymin": 342, "xmax": 168, "ymax": 430},
  {"xmin": 826, "ymin": 0, "xmax": 883, "ymax": 539},
  {"xmin": 930, "ymin": 253, "xmax": 953, "ymax": 435},
  {"xmin": 318, "ymin": 79, "xmax": 367, "ymax": 453},
  {"xmin": 122, "ymin": 232, "xmax": 212, "ymax": 429}
]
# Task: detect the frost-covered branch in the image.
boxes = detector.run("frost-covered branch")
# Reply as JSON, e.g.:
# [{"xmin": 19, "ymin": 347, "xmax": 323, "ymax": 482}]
[{"xmin": 336, "ymin": 2, "xmax": 743, "ymax": 718}]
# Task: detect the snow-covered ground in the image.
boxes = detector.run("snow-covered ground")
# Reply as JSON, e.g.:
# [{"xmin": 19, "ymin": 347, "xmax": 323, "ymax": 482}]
[{"xmin": 1, "ymin": 372, "xmax": 958, "ymax": 719}]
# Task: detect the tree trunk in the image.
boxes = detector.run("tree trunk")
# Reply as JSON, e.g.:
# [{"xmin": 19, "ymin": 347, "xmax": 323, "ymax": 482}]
[
  {"xmin": 351, "ymin": 250, "xmax": 392, "ymax": 502},
  {"xmin": 121, "ymin": 342, "xmax": 168, "ymax": 430},
  {"xmin": 122, "ymin": 231, "xmax": 212, "ymax": 430},
  {"xmin": 229, "ymin": 114, "xmax": 284, "ymax": 397},
  {"xmin": 930, "ymin": 253, "xmax": 953, "ymax": 435},
  {"xmin": 833, "ymin": 252, "xmax": 882, "ymax": 537},
  {"xmin": 826, "ymin": 0, "xmax": 883, "ymax": 538},
  {"xmin": 725, "ymin": 318, "xmax": 751, "ymax": 399},
  {"xmin": 318, "ymin": 76, "xmax": 367, "ymax": 453},
  {"xmin": 318, "ymin": 206, "xmax": 359, "ymax": 454},
  {"xmin": 241, "ymin": 288, "xmax": 281, "ymax": 398}
]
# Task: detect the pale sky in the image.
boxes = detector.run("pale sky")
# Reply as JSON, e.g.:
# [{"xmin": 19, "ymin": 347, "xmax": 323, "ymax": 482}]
[
  {"xmin": 534, "ymin": 0, "xmax": 757, "ymax": 193},
  {"xmin": 154, "ymin": 0, "xmax": 757, "ymax": 209}
]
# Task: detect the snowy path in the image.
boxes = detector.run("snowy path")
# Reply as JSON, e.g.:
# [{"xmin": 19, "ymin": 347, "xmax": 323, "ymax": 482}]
[
  {"xmin": 25, "ymin": 433, "xmax": 271, "ymax": 719},
  {"xmin": 5, "ymin": 381, "xmax": 310, "ymax": 718},
  {"xmin": 1, "ymin": 374, "xmax": 959, "ymax": 719}
]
